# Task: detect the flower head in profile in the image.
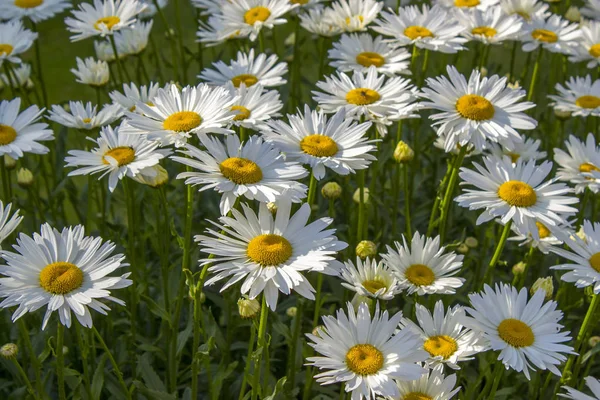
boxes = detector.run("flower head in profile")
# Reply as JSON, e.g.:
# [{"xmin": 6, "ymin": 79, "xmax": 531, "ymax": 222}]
[
  {"xmin": 121, "ymin": 83, "xmax": 236, "ymax": 147},
  {"xmin": 324, "ymin": 0, "xmax": 383, "ymax": 33},
  {"xmin": 262, "ymin": 106, "xmax": 377, "ymax": 180},
  {"xmin": 0, "ymin": 98, "xmax": 53, "ymax": 160},
  {"xmin": 299, "ymin": 6, "xmax": 342, "ymax": 37},
  {"xmin": 0, "ymin": 224, "xmax": 132, "ymax": 329},
  {"xmin": 456, "ymin": 156, "xmax": 578, "ymax": 237},
  {"xmin": 499, "ymin": 0, "xmax": 550, "ymax": 22},
  {"xmin": 197, "ymin": 201, "xmax": 347, "ymax": 310},
  {"xmin": 372, "ymin": 5, "xmax": 466, "ymax": 54},
  {"xmin": 549, "ymin": 75, "xmax": 600, "ymax": 118},
  {"xmin": 394, "ymin": 365, "xmax": 461, "ymax": 400},
  {"xmin": 464, "ymin": 283, "xmax": 574, "ymax": 379},
  {"xmin": 65, "ymin": 0, "xmax": 146, "ymax": 41},
  {"xmin": 382, "ymin": 232, "xmax": 465, "ymax": 296},
  {"xmin": 509, "ymin": 220, "xmax": 566, "ymax": 254},
  {"xmin": 554, "ymin": 134, "xmax": 600, "ymax": 194},
  {"xmin": 455, "ymin": 7, "xmax": 523, "ymax": 45},
  {"xmin": 109, "ymin": 82, "xmax": 160, "ymax": 113},
  {"xmin": 71, "ymin": 57, "xmax": 110, "ymax": 87},
  {"xmin": 569, "ymin": 20, "xmax": 600, "ymax": 69},
  {"xmin": 560, "ymin": 376, "xmax": 600, "ymax": 400},
  {"xmin": 65, "ymin": 124, "xmax": 170, "ymax": 192},
  {"xmin": 112, "ymin": 19, "xmax": 153, "ymax": 56},
  {"xmin": 0, "ymin": 0, "xmax": 71, "ymax": 23},
  {"xmin": 0, "ymin": 63, "xmax": 33, "ymax": 90},
  {"xmin": 0, "ymin": 202, "xmax": 23, "ymax": 249},
  {"xmin": 420, "ymin": 65, "xmax": 536, "ymax": 152},
  {"xmin": 486, "ymin": 134, "xmax": 546, "ymax": 164},
  {"xmin": 339, "ymin": 257, "xmax": 402, "ymax": 301},
  {"xmin": 48, "ymin": 101, "xmax": 123, "ymax": 130},
  {"xmin": 0, "ymin": 20, "xmax": 38, "ymax": 66},
  {"xmin": 521, "ymin": 15, "xmax": 581, "ymax": 54},
  {"xmin": 306, "ymin": 302, "xmax": 428, "ymax": 400},
  {"xmin": 172, "ymin": 134, "xmax": 308, "ymax": 215}
]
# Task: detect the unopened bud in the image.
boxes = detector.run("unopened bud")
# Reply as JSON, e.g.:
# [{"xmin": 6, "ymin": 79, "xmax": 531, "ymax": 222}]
[
  {"xmin": 393, "ymin": 141, "xmax": 414, "ymax": 163},
  {"xmin": 352, "ymin": 187, "xmax": 370, "ymax": 205},
  {"xmin": 266, "ymin": 202, "xmax": 277, "ymax": 215},
  {"xmin": 507, "ymin": 81, "xmax": 521, "ymax": 90},
  {"xmin": 0, "ymin": 343, "xmax": 18, "ymax": 358},
  {"xmin": 321, "ymin": 182, "xmax": 342, "ymax": 200},
  {"xmin": 132, "ymin": 165, "xmax": 168, "ymax": 188},
  {"xmin": 237, "ymin": 296, "xmax": 260, "ymax": 319},
  {"xmin": 479, "ymin": 67, "xmax": 488, "ymax": 77},
  {"xmin": 512, "ymin": 261, "xmax": 526, "ymax": 276},
  {"xmin": 17, "ymin": 168, "xmax": 33, "ymax": 188},
  {"xmin": 465, "ymin": 237, "xmax": 478, "ymax": 248},
  {"xmin": 456, "ymin": 243, "xmax": 469, "ymax": 254},
  {"xmin": 531, "ymin": 277, "xmax": 553, "ymax": 300},
  {"xmin": 589, "ymin": 336, "xmax": 600, "ymax": 348},
  {"xmin": 4, "ymin": 155, "xmax": 16, "ymax": 170},
  {"xmin": 356, "ymin": 240, "xmax": 377, "ymax": 259},
  {"xmin": 576, "ymin": 226, "xmax": 587, "ymax": 242},
  {"xmin": 286, "ymin": 306, "xmax": 297, "ymax": 317},
  {"xmin": 554, "ymin": 109, "xmax": 572, "ymax": 121},
  {"xmin": 565, "ymin": 6, "xmax": 581, "ymax": 22},
  {"xmin": 312, "ymin": 325, "xmax": 325, "ymax": 338}
]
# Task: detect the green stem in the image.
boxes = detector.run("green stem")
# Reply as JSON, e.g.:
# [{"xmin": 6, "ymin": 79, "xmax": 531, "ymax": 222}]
[
  {"xmin": 527, "ymin": 48, "xmax": 543, "ymax": 102},
  {"xmin": 356, "ymin": 169, "xmax": 366, "ymax": 243},
  {"xmin": 92, "ymin": 327, "xmax": 132, "ymax": 400},
  {"xmin": 152, "ymin": 0, "xmax": 178, "ymax": 81},
  {"xmin": 17, "ymin": 319, "xmax": 44, "ymax": 399},
  {"xmin": 508, "ymin": 41, "xmax": 518, "ymax": 82},
  {"xmin": 307, "ymin": 172, "xmax": 317, "ymax": 207},
  {"xmin": 403, "ymin": 164, "xmax": 412, "ymax": 238},
  {"xmin": 0, "ymin": 161, "xmax": 10, "ymax": 202},
  {"xmin": 238, "ymin": 322, "xmax": 256, "ymax": 400},
  {"xmin": 123, "ymin": 179, "xmax": 138, "ymax": 347},
  {"xmin": 31, "ymin": 21, "xmax": 48, "ymax": 106},
  {"xmin": 75, "ymin": 323, "xmax": 93, "ymax": 400},
  {"xmin": 56, "ymin": 323, "xmax": 66, "ymax": 400},
  {"xmin": 251, "ymin": 296, "xmax": 269, "ymax": 400},
  {"xmin": 12, "ymin": 356, "xmax": 40, "ymax": 400},
  {"xmin": 476, "ymin": 362, "xmax": 504, "ymax": 400},
  {"xmin": 109, "ymin": 35, "xmax": 130, "ymax": 82},
  {"xmin": 482, "ymin": 220, "xmax": 513, "ymax": 287},
  {"xmin": 287, "ymin": 301, "xmax": 304, "ymax": 389},
  {"xmin": 438, "ymin": 146, "xmax": 468, "ymax": 243}
]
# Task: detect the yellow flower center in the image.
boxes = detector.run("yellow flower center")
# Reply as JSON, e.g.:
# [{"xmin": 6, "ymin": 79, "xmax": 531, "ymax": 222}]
[
  {"xmin": 589, "ymin": 252, "xmax": 600, "ymax": 273},
  {"xmin": 536, "ymin": 221, "xmax": 551, "ymax": 239},
  {"xmin": 362, "ymin": 279, "xmax": 387, "ymax": 294},
  {"xmin": 580, "ymin": 163, "xmax": 600, "ymax": 173},
  {"xmin": 231, "ymin": 74, "xmax": 258, "ymax": 88},
  {"xmin": 531, "ymin": 29, "xmax": 558, "ymax": 43},
  {"xmin": 0, "ymin": 125, "xmax": 17, "ymax": 146},
  {"xmin": 355, "ymin": 52, "xmax": 385, "ymax": 68},
  {"xmin": 219, "ymin": 157, "xmax": 263, "ymax": 184},
  {"xmin": 163, "ymin": 111, "xmax": 202, "ymax": 132},
  {"xmin": 498, "ymin": 180, "xmax": 537, "ymax": 207},
  {"xmin": 497, "ymin": 318, "xmax": 535, "ymax": 347},
  {"xmin": 472, "ymin": 26, "xmax": 497, "ymax": 38},
  {"xmin": 590, "ymin": 44, "xmax": 600, "ymax": 58},
  {"xmin": 39, "ymin": 262, "xmax": 84, "ymax": 295},
  {"xmin": 423, "ymin": 335, "xmax": 458, "ymax": 359},
  {"xmin": 346, "ymin": 88, "xmax": 380, "ymax": 105},
  {"xmin": 231, "ymin": 105, "xmax": 251, "ymax": 121},
  {"xmin": 345, "ymin": 344, "xmax": 384, "ymax": 375},
  {"xmin": 247, "ymin": 234, "xmax": 293, "ymax": 266},
  {"xmin": 345, "ymin": 15, "xmax": 365, "ymax": 25},
  {"xmin": 404, "ymin": 26, "xmax": 434, "ymax": 40},
  {"xmin": 14, "ymin": 0, "xmax": 43, "ymax": 8},
  {"xmin": 405, "ymin": 264, "xmax": 435, "ymax": 286},
  {"xmin": 515, "ymin": 11, "xmax": 531, "ymax": 20},
  {"xmin": 0, "ymin": 44, "xmax": 14, "ymax": 56},
  {"xmin": 576, "ymin": 95, "xmax": 600, "ymax": 109},
  {"xmin": 455, "ymin": 0, "xmax": 480, "ymax": 7},
  {"xmin": 82, "ymin": 118, "xmax": 92, "ymax": 124},
  {"xmin": 404, "ymin": 393, "xmax": 433, "ymax": 400},
  {"xmin": 455, "ymin": 94, "xmax": 495, "ymax": 121},
  {"xmin": 94, "ymin": 16, "xmax": 121, "ymax": 31},
  {"xmin": 244, "ymin": 6, "xmax": 271, "ymax": 25},
  {"xmin": 506, "ymin": 152, "xmax": 520, "ymax": 163},
  {"xmin": 300, "ymin": 135, "xmax": 339, "ymax": 157},
  {"xmin": 103, "ymin": 146, "xmax": 135, "ymax": 166},
  {"xmin": 290, "ymin": 0, "xmax": 309, "ymax": 3}
]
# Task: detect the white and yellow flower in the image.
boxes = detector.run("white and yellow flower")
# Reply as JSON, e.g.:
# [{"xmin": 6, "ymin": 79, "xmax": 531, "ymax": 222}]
[
  {"xmin": 0, "ymin": 98, "xmax": 53, "ymax": 160},
  {"xmin": 339, "ymin": 257, "xmax": 402, "ymax": 301},
  {"xmin": 71, "ymin": 57, "xmax": 110, "ymax": 87},
  {"xmin": 509, "ymin": 219, "xmax": 566, "ymax": 254},
  {"xmin": 324, "ymin": 0, "xmax": 383, "ymax": 33},
  {"xmin": 433, "ymin": 0, "xmax": 498, "ymax": 12},
  {"xmin": 225, "ymin": 82, "xmax": 283, "ymax": 130},
  {"xmin": 299, "ymin": 6, "xmax": 343, "ymax": 37},
  {"xmin": 486, "ymin": 134, "xmax": 546, "ymax": 164},
  {"xmin": 48, "ymin": 101, "xmax": 123, "ymax": 130},
  {"xmin": 570, "ymin": 20, "xmax": 600, "ymax": 69},
  {"xmin": 0, "ymin": 0, "xmax": 71, "ymax": 23},
  {"xmin": 0, "ymin": 20, "xmax": 38, "ymax": 66},
  {"xmin": 0, "ymin": 202, "xmax": 22, "ymax": 249},
  {"xmin": 499, "ymin": 0, "xmax": 550, "ymax": 22},
  {"xmin": 520, "ymin": 15, "xmax": 581, "ymax": 54},
  {"xmin": 394, "ymin": 365, "xmax": 461, "ymax": 400},
  {"xmin": 554, "ymin": 134, "xmax": 600, "ymax": 194},
  {"xmin": 549, "ymin": 75, "xmax": 600, "ymax": 118},
  {"xmin": 455, "ymin": 7, "xmax": 523, "ymax": 45}
]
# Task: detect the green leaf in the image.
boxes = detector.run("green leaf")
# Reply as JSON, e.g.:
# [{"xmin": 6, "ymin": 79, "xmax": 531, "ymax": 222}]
[
  {"xmin": 263, "ymin": 377, "xmax": 287, "ymax": 400},
  {"xmin": 141, "ymin": 295, "xmax": 172, "ymax": 327},
  {"xmin": 136, "ymin": 353, "xmax": 167, "ymax": 392},
  {"xmin": 91, "ymin": 354, "xmax": 108, "ymax": 400},
  {"xmin": 132, "ymin": 381, "xmax": 176, "ymax": 400}
]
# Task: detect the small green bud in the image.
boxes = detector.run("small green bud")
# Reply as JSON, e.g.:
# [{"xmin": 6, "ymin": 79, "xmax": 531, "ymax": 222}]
[
  {"xmin": 286, "ymin": 307, "xmax": 297, "ymax": 318},
  {"xmin": 352, "ymin": 187, "xmax": 370, "ymax": 205},
  {"xmin": 4, "ymin": 155, "xmax": 16, "ymax": 170},
  {"xmin": 554, "ymin": 109, "xmax": 571, "ymax": 121},
  {"xmin": 393, "ymin": 141, "xmax": 414, "ymax": 163},
  {"xmin": 17, "ymin": 168, "xmax": 33, "ymax": 188},
  {"xmin": 530, "ymin": 277, "xmax": 553, "ymax": 300},
  {"xmin": 512, "ymin": 261, "xmax": 526, "ymax": 276},
  {"xmin": 589, "ymin": 336, "xmax": 600, "ymax": 348},
  {"xmin": 237, "ymin": 296, "xmax": 260, "ymax": 319},
  {"xmin": 456, "ymin": 243, "xmax": 469, "ymax": 254},
  {"xmin": 465, "ymin": 237, "xmax": 478, "ymax": 248},
  {"xmin": 0, "ymin": 343, "xmax": 18, "ymax": 358},
  {"xmin": 356, "ymin": 240, "xmax": 377, "ymax": 259},
  {"xmin": 321, "ymin": 182, "xmax": 342, "ymax": 200}
]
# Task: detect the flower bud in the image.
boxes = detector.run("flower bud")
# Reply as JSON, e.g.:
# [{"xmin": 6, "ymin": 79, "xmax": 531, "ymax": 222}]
[
  {"xmin": 352, "ymin": 187, "xmax": 370, "ymax": 205},
  {"xmin": 132, "ymin": 165, "xmax": 168, "ymax": 188},
  {"xmin": 589, "ymin": 336, "xmax": 600, "ymax": 348},
  {"xmin": 393, "ymin": 141, "xmax": 414, "ymax": 163},
  {"xmin": 356, "ymin": 240, "xmax": 377, "ymax": 259},
  {"xmin": 565, "ymin": 7, "xmax": 581, "ymax": 22},
  {"xmin": 286, "ymin": 306, "xmax": 297, "ymax": 318},
  {"xmin": 0, "ymin": 343, "xmax": 18, "ymax": 358},
  {"xmin": 17, "ymin": 168, "xmax": 33, "ymax": 188},
  {"xmin": 507, "ymin": 81, "xmax": 521, "ymax": 90},
  {"xmin": 350, "ymin": 293, "xmax": 373, "ymax": 312},
  {"xmin": 576, "ymin": 226, "xmax": 588, "ymax": 242},
  {"xmin": 479, "ymin": 67, "xmax": 488, "ymax": 77},
  {"xmin": 4, "ymin": 155, "xmax": 16, "ymax": 170},
  {"xmin": 266, "ymin": 202, "xmax": 277, "ymax": 215},
  {"xmin": 465, "ymin": 237, "xmax": 478, "ymax": 248},
  {"xmin": 456, "ymin": 243, "xmax": 469, "ymax": 254},
  {"xmin": 512, "ymin": 261, "xmax": 526, "ymax": 276},
  {"xmin": 312, "ymin": 325, "xmax": 325, "ymax": 338},
  {"xmin": 554, "ymin": 109, "xmax": 571, "ymax": 121},
  {"xmin": 531, "ymin": 277, "xmax": 553, "ymax": 300},
  {"xmin": 238, "ymin": 296, "xmax": 260, "ymax": 319},
  {"xmin": 321, "ymin": 182, "xmax": 342, "ymax": 200}
]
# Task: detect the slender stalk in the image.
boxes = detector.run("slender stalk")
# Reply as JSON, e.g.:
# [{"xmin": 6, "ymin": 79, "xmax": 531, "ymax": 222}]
[
  {"xmin": 239, "ymin": 126, "xmax": 247, "ymax": 142},
  {"xmin": 191, "ymin": 281, "xmax": 206, "ymax": 400},
  {"xmin": 109, "ymin": 35, "xmax": 130, "ymax": 82},
  {"xmin": 17, "ymin": 319, "xmax": 44, "ymax": 399},
  {"xmin": 11, "ymin": 356, "xmax": 40, "ymax": 400},
  {"xmin": 482, "ymin": 221, "xmax": 513, "ymax": 287},
  {"xmin": 287, "ymin": 301, "xmax": 304, "ymax": 389},
  {"xmin": 307, "ymin": 172, "xmax": 317, "ymax": 207},
  {"xmin": 403, "ymin": 164, "xmax": 412, "ymax": 238},
  {"xmin": 75, "ymin": 323, "xmax": 93, "ymax": 400},
  {"xmin": 508, "ymin": 41, "xmax": 518, "ymax": 82},
  {"xmin": 92, "ymin": 327, "xmax": 132, "ymax": 400},
  {"xmin": 0, "ymin": 161, "xmax": 10, "ymax": 202},
  {"xmin": 56, "ymin": 323, "xmax": 66, "ymax": 400},
  {"xmin": 251, "ymin": 296, "xmax": 269, "ymax": 400},
  {"xmin": 476, "ymin": 362, "xmax": 504, "ymax": 400},
  {"xmin": 356, "ymin": 169, "xmax": 366, "ymax": 243},
  {"xmin": 238, "ymin": 323, "xmax": 256, "ymax": 400},
  {"xmin": 438, "ymin": 146, "xmax": 468, "ymax": 243},
  {"xmin": 527, "ymin": 48, "xmax": 543, "ymax": 102},
  {"xmin": 30, "ymin": 21, "xmax": 48, "ymax": 106},
  {"xmin": 123, "ymin": 179, "xmax": 138, "ymax": 344},
  {"xmin": 173, "ymin": 0, "xmax": 187, "ymax": 84}
]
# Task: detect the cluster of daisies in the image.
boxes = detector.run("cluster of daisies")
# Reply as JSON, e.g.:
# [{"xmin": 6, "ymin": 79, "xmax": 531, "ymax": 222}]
[{"xmin": 1, "ymin": 0, "xmax": 600, "ymax": 399}]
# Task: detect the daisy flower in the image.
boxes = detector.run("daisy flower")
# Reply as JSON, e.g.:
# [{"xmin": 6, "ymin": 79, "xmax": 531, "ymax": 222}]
[
  {"xmin": 509, "ymin": 219, "xmax": 566, "ymax": 254},
  {"xmin": 324, "ymin": 0, "xmax": 383, "ymax": 33},
  {"xmin": 560, "ymin": 376, "xmax": 600, "ymax": 400},
  {"xmin": 299, "ymin": 6, "xmax": 343, "ymax": 37},
  {"xmin": 554, "ymin": 134, "xmax": 600, "ymax": 194},
  {"xmin": 262, "ymin": 106, "xmax": 377, "ymax": 180},
  {"xmin": 65, "ymin": 0, "xmax": 146, "ymax": 42},
  {"xmin": 550, "ymin": 220, "xmax": 600, "ymax": 294},
  {"xmin": 339, "ymin": 257, "xmax": 402, "ymax": 301},
  {"xmin": 456, "ymin": 156, "xmax": 578, "ymax": 237},
  {"xmin": 112, "ymin": 19, "xmax": 153, "ymax": 56},
  {"xmin": 549, "ymin": 75, "xmax": 600, "ymax": 118},
  {"xmin": 94, "ymin": 39, "xmax": 119, "ymax": 62},
  {"xmin": 570, "ymin": 21, "xmax": 600, "ymax": 69},
  {"xmin": 433, "ymin": 0, "xmax": 498, "ymax": 11},
  {"xmin": 582, "ymin": 0, "xmax": 600, "ymax": 21},
  {"xmin": 65, "ymin": 124, "xmax": 170, "ymax": 192},
  {"xmin": 0, "ymin": 63, "xmax": 33, "ymax": 89},
  {"xmin": 0, "ymin": 98, "xmax": 53, "ymax": 160},
  {"xmin": 138, "ymin": 0, "xmax": 167, "ymax": 19},
  {"xmin": 109, "ymin": 82, "xmax": 160, "ymax": 113},
  {"xmin": 306, "ymin": 302, "xmax": 428, "ymax": 400},
  {"xmin": 199, "ymin": 49, "xmax": 287, "ymax": 89},
  {"xmin": 171, "ymin": 134, "xmax": 308, "ymax": 215},
  {"xmin": 381, "ymin": 232, "xmax": 465, "ymax": 296},
  {"xmin": 191, "ymin": 0, "xmax": 225, "ymax": 15},
  {"xmin": 328, "ymin": 33, "xmax": 411, "ymax": 76},
  {"xmin": 0, "ymin": 20, "xmax": 38, "ymax": 66},
  {"xmin": 213, "ymin": 0, "xmax": 297, "ymax": 42},
  {"xmin": 71, "ymin": 57, "xmax": 110, "ymax": 87},
  {"xmin": 120, "ymin": 83, "xmax": 236, "ymax": 147},
  {"xmin": 464, "ymin": 283, "xmax": 574, "ymax": 379},
  {"xmin": 197, "ymin": 14, "xmax": 250, "ymax": 46},
  {"xmin": 372, "ymin": 5, "xmax": 467, "ymax": 54},
  {"xmin": 486, "ymin": 134, "xmax": 547, "ymax": 164},
  {"xmin": 395, "ymin": 365, "xmax": 460, "ymax": 400},
  {"xmin": 499, "ymin": 0, "xmax": 550, "ymax": 21},
  {"xmin": 0, "ymin": 202, "xmax": 22, "ymax": 249},
  {"xmin": 196, "ymin": 201, "xmax": 348, "ymax": 310},
  {"xmin": 455, "ymin": 7, "xmax": 523, "ymax": 45},
  {"xmin": 0, "ymin": 224, "xmax": 132, "ymax": 329},
  {"xmin": 420, "ymin": 66, "xmax": 537, "ymax": 152},
  {"xmin": 48, "ymin": 101, "xmax": 123, "ymax": 130},
  {"xmin": 0, "ymin": 0, "xmax": 71, "ymax": 23},
  {"xmin": 520, "ymin": 15, "xmax": 581, "ymax": 54},
  {"xmin": 226, "ymin": 83, "xmax": 283, "ymax": 130},
  {"xmin": 313, "ymin": 66, "xmax": 420, "ymax": 136}
]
